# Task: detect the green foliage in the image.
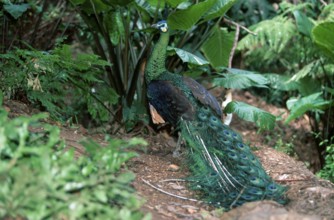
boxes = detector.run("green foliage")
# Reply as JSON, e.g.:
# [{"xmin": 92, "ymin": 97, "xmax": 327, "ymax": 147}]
[
  {"xmin": 1, "ymin": 1, "xmax": 77, "ymax": 51},
  {"xmin": 0, "ymin": 102, "xmax": 148, "ymax": 219},
  {"xmin": 67, "ymin": 0, "xmax": 239, "ymax": 127},
  {"xmin": 228, "ymin": 0, "xmax": 277, "ymax": 26},
  {"xmin": 0, "ymin": 45, "xmax": 117, "ymax": 124},
  {"xmin": 273, "ymin": 135, "xmax": 296, "ymax": 157},
  {"xmin": 166, "ymin": 0, "xmax": 237, "ymax": 30},
  {"xmin": 203, "ymin": 0, "xmax": 238, "ymax": 22},
  {"xmin": 168, "ymin": 47, "xmax": 209, "ymax": 66},
  {"xmin": 312, "ymin": 21, "xmax": 334, "ymax": 62},
  {"xmin": 237, "ymin": 1, "xmax": 334, "ymax": 158},
  {"xmin": 317, "ymin": 139, "xmax": 334, "ymax": 182},
  {"xmin": 224, "ymin": 101, "xmax": 276, "ymax": 130},
  {"xmin": 213, "ymin": 68, "xmax": 268, "ymax": 89},
  {"xmin": 286, "ymin": 93, "xmax": 331, "ymax": 123},
  {"xmin": 293, "ymin": 10, "xmax": 314, "ymax": 37},
  {"xmin": 2, "ymin": 0, "xmax": 278, "ymax": 131},
  {"xmin": 201, "ymin": 26, "xmax": 235, "ymax": 68},
  {"xmin": 167, "ymin": 0, "xmax": 217, "ymax": 30},
  {"xmin": 264, "ymin": 74, "xmax": 300, "ymax": 92},
  {"xmin": 3, "ymin": 3, "xmax": 30, "ymax": 19},
  {"xmin": 238, "ymin": 16, "xmax": 297, "ymax": 65}
]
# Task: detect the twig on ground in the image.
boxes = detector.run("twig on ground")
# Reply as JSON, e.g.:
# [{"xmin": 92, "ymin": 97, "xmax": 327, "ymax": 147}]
[
  {"xmin": 159, "ymin": 178, "xmax": 188, "ymax": 182},
  {"xmin": 275, "ymin": 178, "xmax": 313, "ymax": 183},
  {"xmin": 141, "ymin": 178, "xmax": 199, "ymax": 202},
  {"xmin": 319, "ymin": 0, "xmax": 328, "ymax": 6}
]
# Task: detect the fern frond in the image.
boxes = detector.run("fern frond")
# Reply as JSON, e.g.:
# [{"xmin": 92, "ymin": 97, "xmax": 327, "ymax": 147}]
[
  {"xmin": 289, "ymin": 60, "xmax": 319, "ymax": 82},
  {"xmin": 238, "ymin": 16, "xmax": 296, "ymax": 56},
  {"xmin": 279, "ymin": 1, "xmax": 313, "ymax": 16}
]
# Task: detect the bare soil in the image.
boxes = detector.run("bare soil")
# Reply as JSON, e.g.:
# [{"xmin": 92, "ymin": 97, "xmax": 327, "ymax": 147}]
[{"xmin": 4, "ymin": 90, "xmax": 334, "ymax": 220}]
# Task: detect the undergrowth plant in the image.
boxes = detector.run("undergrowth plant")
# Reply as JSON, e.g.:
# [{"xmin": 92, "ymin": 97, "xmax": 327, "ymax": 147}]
[
  {"xmin": 274, "ymin": 134, "xmax": 296, "ymax": 157},
  {"xmin": 0, "ymin": 45, "xmax": 117, "ymax": 125},
  {"xmin": 317, "ymin": 139, "xmax": 334, "ymax": 182},
  {"xmin": 2, "ymin": 0, "xmax": 283, "ymax": 132},
  {"xmin": 0, "ymin": 93, "xmax": 148, "ymax": 219},
  {"xmin": 69, "ymin": 0, "xmax": 280, "ymax": 131},
  {"xmin": 237, "ymin": 0, "xmax": 334, "ymax": 166}
]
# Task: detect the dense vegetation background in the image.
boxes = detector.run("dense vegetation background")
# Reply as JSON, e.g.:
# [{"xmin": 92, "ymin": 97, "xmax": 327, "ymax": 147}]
[{"xmin": 0, "ymin": 0, "xmax": 333, "ymax": 218}]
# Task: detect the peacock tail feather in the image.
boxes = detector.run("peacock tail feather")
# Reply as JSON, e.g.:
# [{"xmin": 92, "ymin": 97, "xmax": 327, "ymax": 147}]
[{"xmin": 179, "ymin": 106, "xmax": 287, "ymax": 209}]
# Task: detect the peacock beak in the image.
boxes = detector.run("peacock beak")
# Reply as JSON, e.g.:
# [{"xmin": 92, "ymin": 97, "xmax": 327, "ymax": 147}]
[{"xmin": 151, "ymin": 23, "xmax": 159, "ymax": 29}]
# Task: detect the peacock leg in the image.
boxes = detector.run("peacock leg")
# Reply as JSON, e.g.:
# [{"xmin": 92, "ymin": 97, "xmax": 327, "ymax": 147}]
[{"xmin": 173, "ymin": 132, "xmax": 184, "ymax": 157}]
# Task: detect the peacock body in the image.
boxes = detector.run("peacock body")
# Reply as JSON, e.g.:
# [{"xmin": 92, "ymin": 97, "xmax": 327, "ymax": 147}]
[{"xmin": 145, "ymin": 20, "xmax": 287, "ymax": 209}]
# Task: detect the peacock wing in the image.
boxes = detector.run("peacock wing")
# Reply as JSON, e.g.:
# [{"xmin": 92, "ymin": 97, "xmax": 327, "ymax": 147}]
[
  {"xmin": 147, "ymin": 80, "xmax": 195, "ymax": 125},
  {"xmin": 183, "ymin": 77, "xmax": 222, "ymax": 116},
  {"xmin": 149, "ymin": 104, "xmax": 166, "ymax": 124}
]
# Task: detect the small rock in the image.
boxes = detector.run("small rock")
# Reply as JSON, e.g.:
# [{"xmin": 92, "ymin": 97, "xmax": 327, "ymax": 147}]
[{"xmin": 168, "ymin": 164, "xmax": 180, "ymax": 171}]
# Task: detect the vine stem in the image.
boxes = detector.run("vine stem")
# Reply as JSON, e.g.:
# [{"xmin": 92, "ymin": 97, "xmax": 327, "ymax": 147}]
[{"xmin": 223, "ymin": 18, "xmax": 257, "ymax": 36}]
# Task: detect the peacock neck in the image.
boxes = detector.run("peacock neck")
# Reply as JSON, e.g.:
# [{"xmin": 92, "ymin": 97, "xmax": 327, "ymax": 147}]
[{"xmin": 145, "ymin": 31, "xmax": 170, "ymax": 83}]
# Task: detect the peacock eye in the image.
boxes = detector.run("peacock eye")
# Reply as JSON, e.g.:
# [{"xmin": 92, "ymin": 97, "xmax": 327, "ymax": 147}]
[
  {"xmin": 237, "ymin": 143, "xmax": 244, "ymax": 148},
  {"xmin": 268, "ymin": 184, "xmax": 277, "ymax": 190}
]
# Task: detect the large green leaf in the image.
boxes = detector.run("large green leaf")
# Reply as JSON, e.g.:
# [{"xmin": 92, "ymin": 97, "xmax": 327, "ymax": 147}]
[
  {"xmin": 285, "ymin": 92, "xmax": 332, "ymax": 123},
  {"xmin": 224, "ymin": 101, "xmax": 276, "ymax": 130},
  {"xmin": 297, "ymin": 76, "xmax": 322, "ymax": 96},
  {"xmin": 4, "ymin": 3, "xmax": 30, "ymax": 19},
  {"xmin": 264, "ymin": 74, "xmax": 321, "ymax": 96},
  {"xmin": 105, "ymin": 10, "xmax": 125, "ymax": 45},
  {"xmin": 135, "ymin": 0, "xmax": 158, "ymax": 17},
  {"xmin": 72, "ymin": 0, "xmax": 109, "ymax": 14},
  {"xmin": 169, "ymin": 47, "xmax": 209, "ymax": 65},
  {"xmin": 167, "ymin": 0, "xmax": 216, "ymax": 30},
  {"xmin": 201, "ymin": 27, "xmax": 235, "ymax": 68},
  {"xmin": 293, "ymin": 10, "xmax": 314, "ymax": 37},
  {"xmin": 166, "ymin": 0, "xmax": 187, "ymax": 7},
  {"xmin": 203, "ymin": 0, "xmax": 238, "ymax": 21},
  {"xmin": 213, "ymin": 68, "xmax": 269, "ymax": 89},
  {"xmin": 312, "ymin": 22, "xmax": 334, "ymax": 62}
]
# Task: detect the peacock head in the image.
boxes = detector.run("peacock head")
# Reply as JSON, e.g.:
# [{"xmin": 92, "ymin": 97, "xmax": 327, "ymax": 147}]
[{"xmin": 151, "ymin": 20, "xmax": 168, "ymax": 33}]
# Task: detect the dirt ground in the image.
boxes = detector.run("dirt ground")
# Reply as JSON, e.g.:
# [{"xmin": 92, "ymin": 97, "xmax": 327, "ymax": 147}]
[{"xmin": 4, "ymin": 90, "xmax": 334, "ymax": 220}]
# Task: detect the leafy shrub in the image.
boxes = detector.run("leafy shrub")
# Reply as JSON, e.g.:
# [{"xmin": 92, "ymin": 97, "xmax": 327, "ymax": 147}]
[
  {"xmin": 1, "ymin": 0, "xmax": 76, "ymax": 51},
  {"xmin": 237, "ymin": 1, "xmax": 334, "ymax": 164},
  {"xmin": 317, "ymin": 141, "xmax": 334, "ymax": 182},
  {"xmin": 2, "ymin": 0, "xmax": 279, "ymax": 130},
  {"xmin": 0, "ymin": 45, "xmax": 118, "ymax": 125},
  {"xmin": 0, "ymin": 95, "xmax": 148, "ymax": 219},
  {"xmin": 70, "ymin": 0, "xmax": 256, "ymax": 125}
]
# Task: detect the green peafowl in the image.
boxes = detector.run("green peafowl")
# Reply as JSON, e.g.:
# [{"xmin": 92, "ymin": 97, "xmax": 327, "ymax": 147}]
[{"xmin": 145, "ymin": 20, "xmax": 287, "ymax": 209}]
